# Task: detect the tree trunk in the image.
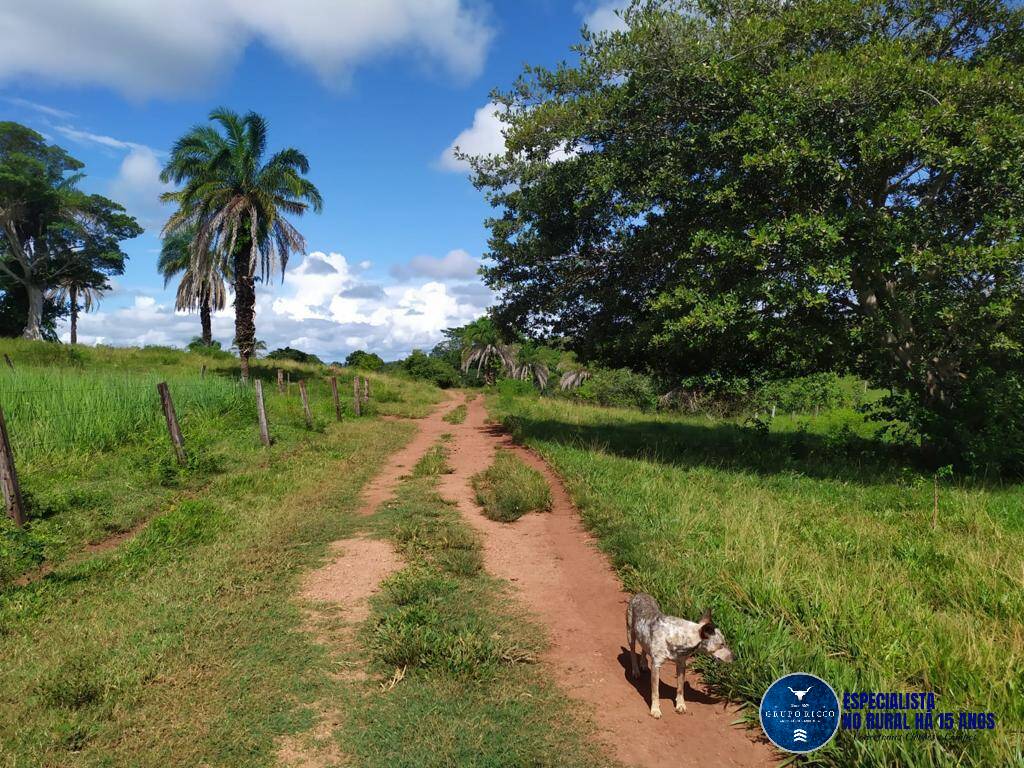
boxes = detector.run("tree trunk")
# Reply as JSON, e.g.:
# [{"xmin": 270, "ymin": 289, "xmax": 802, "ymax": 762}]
[
  {"xmin": 233, "ymin": 250, "xmax": 256, "ymax": 383},
  {"xmin": 69, "ymin": 284, "xmax": 79, "ymax": 345},
  {"xmin": 22, "ymin": 284, "xmax": 44, "ymax": 340},
  {"xmin": 200, "ymin": 296, "xmax": 212, "ymax": 346}
]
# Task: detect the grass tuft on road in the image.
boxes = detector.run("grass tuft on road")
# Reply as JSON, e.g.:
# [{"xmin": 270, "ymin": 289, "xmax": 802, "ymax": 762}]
[
  {"xmin": 441, "ymin": 403, "xmax": 467, "ymax": 424},
  {"xmin": 472, "ymin": 449, "xmax": 552, "ymax": 522}
]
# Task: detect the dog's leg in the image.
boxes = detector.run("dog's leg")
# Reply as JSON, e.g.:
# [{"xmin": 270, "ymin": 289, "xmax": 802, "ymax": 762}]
[
  {"xmin": 675, "ymin": 656, "xmax": 687, "ymax": 713},
  {"xmin": 628, "ymin": 627, "xmax": 640, "ymax": 678},
  {"xmin": 649, "ymin": 660, "xmax": 662, "ymax": 718}
]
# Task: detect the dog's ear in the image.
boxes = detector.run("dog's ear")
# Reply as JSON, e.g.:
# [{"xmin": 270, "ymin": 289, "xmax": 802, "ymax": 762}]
[{"xmin": 698, "ymin": 609, "xmax": 715, "ymax": 639}]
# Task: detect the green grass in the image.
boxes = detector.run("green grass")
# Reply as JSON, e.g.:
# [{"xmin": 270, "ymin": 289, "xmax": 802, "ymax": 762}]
[
  {"xmin": 325, "ymin": 444, "xmax": 611, "ymax": 767},
  {"xmin": 0, "ymin": 339, "xmax": 441, "ymax": 586},
  {"xmin": 441, "ymin": 403, "xmax": 467, "ymax": 424},
  {"xmin": 471, "ymin": 449, "xmax": 552, "ymax": 522},
  {"xmin": 491, "ymin": 394, "xmax": 1024, "ymax": 768},
  {"xmin": 0, "ymin": 412, "xmax": 417, "ymax": 767}
]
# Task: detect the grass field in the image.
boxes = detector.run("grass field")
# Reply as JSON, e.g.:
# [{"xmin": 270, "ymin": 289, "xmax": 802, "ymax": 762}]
[
  {"xmin": 0, "ymin": 339, "xmax": 440, "ymax": 585},
  {"xmin": 491, "ymin": 393, "xmax": 1024, "ymax": 768}
]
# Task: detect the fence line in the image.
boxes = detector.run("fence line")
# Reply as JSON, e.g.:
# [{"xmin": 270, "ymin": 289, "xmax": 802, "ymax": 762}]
[{"xmin": 0, "ymin": 367, "xmax": 373, "ymax": 524}]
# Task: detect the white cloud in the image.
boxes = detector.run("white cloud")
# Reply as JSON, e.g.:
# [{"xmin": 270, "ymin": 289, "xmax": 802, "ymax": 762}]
[
  {"xmin": 439, "ymin": 102, "xmax": 579, "ymax": 173},
  {"xmin": 53, "ymin": 125, "xmax": 147, "ymax": 152},
  {"xmin": 0, "ymin": 0, "xmax": 493, "ymax": 98},
  {"xmin": 390, "ymin": 249, "xmax": 479, "ymax": 280},
  {"xmin": 109, "ymin": 145, "xmax": 173, "ymax": 229},
  {"xmin": 2, "ymin": 97, "xmax": 74, "ymax": 119},
  {"xmin": 438, "ymin": 102, "xmax": 506, "ymax": 172},
  {"xmin": 579, "ymin": 1, "xmax": 629, "ymax": 33},
  {"xmin": 62, "ymin": 249, "xmax": 491, "ymax": 360}
]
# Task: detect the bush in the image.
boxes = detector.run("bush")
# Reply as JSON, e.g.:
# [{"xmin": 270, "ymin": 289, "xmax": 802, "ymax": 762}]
[
  {"xmin": 573, "ymin": 368, "xmax": 657, "ymax": 411},
  {"xmin": 344, "ymin": 350, "xmax": 384, "ymax": 370},
  {"xmin": 754, "ymin": 373, "xmax": 864, "ymax": 414},
  {"xmin": 496, "ymin": 378, "xmax": 536, "ymax": 397},
  {"xmin": 401, "ymin": 350, "xmax": 461, "ymax": 388},
  {"xmin": 881, "ymin": 370, "xmax": 1024, "ymax": 476},
  {"xmin": 266, "ymin": 346, "xmax": 323, "ymax": 365}
]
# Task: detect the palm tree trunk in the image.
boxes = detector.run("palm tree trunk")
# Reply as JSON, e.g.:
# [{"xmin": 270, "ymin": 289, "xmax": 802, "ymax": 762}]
[
  {"xmin": 200, "ymin": 295, "xmax": 212, "ymax": 346},
  {"xmin": 70, "ymin": 284, "xmax": 78, "ymax": 345},
  {"xmin": 233, "ymin": 249, "xmax": 256, "ymax": 382}
]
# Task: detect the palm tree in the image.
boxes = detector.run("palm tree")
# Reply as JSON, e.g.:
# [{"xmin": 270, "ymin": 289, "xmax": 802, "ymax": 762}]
[
  {"xmin": 160, "ymin": 108, "xmax": 322, "ymax": 381},
  {"xmin": 510, "ymin": 342, "xmax": 553, "ymax": 390},
  {"xmin": 459, "ymin": 317, "xmax": 514, "ymax": 385},
  {"xmin": 49, "ymin": 277, "xmax": 105, "ymax": 345},
  {"xmin": 158, "ymin": 227, "xmax": 228, "ymax": 346},
  {"xmin": 558, "ymin": 369, "xmax": 591, "ymax": 391}
]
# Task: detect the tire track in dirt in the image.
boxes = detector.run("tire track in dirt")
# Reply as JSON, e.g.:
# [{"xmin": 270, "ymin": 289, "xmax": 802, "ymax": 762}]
[
  {"xmin": 437, "ymin": 395, "xmax": 778, "ymax": 768},
  {"xmin": 355, "ymin": 393, "xmax": 461, "ymax": 514},
  {"xmin": 279, "ymin": 394, "xmax": 459, "ymax": 767}
]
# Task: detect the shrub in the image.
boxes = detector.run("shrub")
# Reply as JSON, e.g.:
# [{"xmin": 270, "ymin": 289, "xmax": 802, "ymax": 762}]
[
  {"xmin": 496, "ymin": 378, "xmax": 536, "ymax": 397},
  {"xmin": 754, "ymin": 373, "xmax": 864, "ymax": 414},
  {"xmin": 472, "ymin": 450, "xmax": 551, "ymax": 522},
  {"xmin": 266, "ymin": 346, "xmax": 323, "ymax": 365},
  {"xmin": 573, "ymin": 368, "xmax": 657, "ymax": 411},
  {"xmin": 344, "ymin": 350, "xmax": 385, "ymax": 370},
  {"xmin": 401, "ymin": 350, "xmax": 461, "ymax": 388}
]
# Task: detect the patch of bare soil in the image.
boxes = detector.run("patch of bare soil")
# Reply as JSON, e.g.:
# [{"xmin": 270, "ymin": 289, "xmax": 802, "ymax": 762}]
[
  {"xmin": 279, "ymin": 535, "xmax": 402, "ymax": 768},
  {"xmin": 436, "ymin": 395, "xmax": 778, "ymax": 768}
]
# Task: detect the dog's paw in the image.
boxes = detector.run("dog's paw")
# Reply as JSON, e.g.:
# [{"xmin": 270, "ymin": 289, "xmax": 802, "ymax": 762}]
[
  {"xmin": 674, "ymin": 701, "xmax": 687, "ymax": 714},
  {"xmin": 650, "ymin": 708, "xmax": 662, "ymax": 719}
]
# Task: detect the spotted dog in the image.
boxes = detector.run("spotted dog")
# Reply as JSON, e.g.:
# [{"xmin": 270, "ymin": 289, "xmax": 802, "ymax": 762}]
[{"xmin": 626, "ymin": 593, "xmax": 734, "ymax": 718}]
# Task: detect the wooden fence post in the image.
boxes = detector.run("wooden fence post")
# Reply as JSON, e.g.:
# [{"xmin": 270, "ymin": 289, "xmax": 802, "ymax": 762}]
[
  {"xmin": 362, "ymin": 376, "xmax": 369, "ymax": 406},
  {"xmin": 0, "ymin": 405, "xmax": 25, "ymax": 527},
  {"xmin": 299, "ymin": 380, "xmax": 313, "ymax": 428},
  {"xmin": 200, "ymin": 364, "xmax": 207, "ymax": 379},
  {"xmin": 156, "ymin": 382, "xmax": 187, "ymax": 465},
  {"xmin": 254, "ymin": 379, "xmax": 272, "ymax": 446},
  {"xmin": 353, "ymin": 376, "xmax": 362, "ymax": 417},
  {"xmin": 277, "ymin": 368, "xmax": 285, "ymax": 394},
  {"xmin": 330, "ymin": 376, "xmax": 342, "ymax": 421}
]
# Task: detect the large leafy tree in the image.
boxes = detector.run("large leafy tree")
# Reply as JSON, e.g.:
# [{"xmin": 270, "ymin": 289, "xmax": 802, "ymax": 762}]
[
  {"xmin": 160, "ymin": 109, "xmax": 322, "ymax": 381},
  {"xmin": 48, "ymin": 193, "xmax": 140, "ymax": 344},
  {"xmin": 471, "ymin": 0, "xmax": 1024, "ymax": 468},
  {"xmin": 0, "ymin": 122, "xmax": 137, "ymax": 340},
  {"xmin": 158, "ymin": 226, "xmax": 229, "ymax": 347}
]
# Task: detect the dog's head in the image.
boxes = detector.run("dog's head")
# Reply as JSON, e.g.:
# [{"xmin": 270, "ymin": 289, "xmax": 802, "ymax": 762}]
[{"xmin": 697, "ymin": 609, "xmax": 734, "ymax": 663}]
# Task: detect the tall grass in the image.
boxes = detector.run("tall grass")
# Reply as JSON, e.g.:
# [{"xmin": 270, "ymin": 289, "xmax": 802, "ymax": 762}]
[
  {"xmin": 0, "ymin": 370, "xmax": 252, "ymax": 461},
  {"xmin": 492, "ymin": 395, "xmax": 1024, "ymax": 768}
]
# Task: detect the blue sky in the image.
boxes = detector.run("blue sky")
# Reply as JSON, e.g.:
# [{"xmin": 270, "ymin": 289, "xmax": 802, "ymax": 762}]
[{"xmin": 0, "ymin": 0, "xmax": 625, "ymax": 361}]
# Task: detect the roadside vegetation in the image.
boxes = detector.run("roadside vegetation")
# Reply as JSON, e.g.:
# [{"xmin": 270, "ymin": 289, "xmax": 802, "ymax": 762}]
[
  {"xmin": 491, "ymin": 392, "xmax": 1024, "ymax": 767},
  {"xmin": 0, "ymin": 339, "xmax": 439, "ymax": 585},
  {"xmin": 471, "ymin": 450, "xmax": 551, "ymax": 522},
  {"xmin": 0, "ymin": 386, "xmax": 417, "ymax": 766}
]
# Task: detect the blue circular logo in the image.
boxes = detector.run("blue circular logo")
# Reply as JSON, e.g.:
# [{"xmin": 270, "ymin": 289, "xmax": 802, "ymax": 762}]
[{"xmin": 759, "ymin": 672, "xmax": 840, "ymax": 754}]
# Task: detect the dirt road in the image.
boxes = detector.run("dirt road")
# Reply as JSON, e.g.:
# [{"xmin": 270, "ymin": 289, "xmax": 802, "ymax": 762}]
[{"xmin": 430, "ymin": 395, "xmax": 776, "ymax": 768}]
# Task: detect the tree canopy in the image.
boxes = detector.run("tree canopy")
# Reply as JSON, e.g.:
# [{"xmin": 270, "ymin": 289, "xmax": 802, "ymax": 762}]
[
  {"xmin": 471, "ymin": 0, "xmax": 1024, "ymax": 469},
  {"xmin": 0, "ymin": 122, "xmax": 139, "ymax": 339}
]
